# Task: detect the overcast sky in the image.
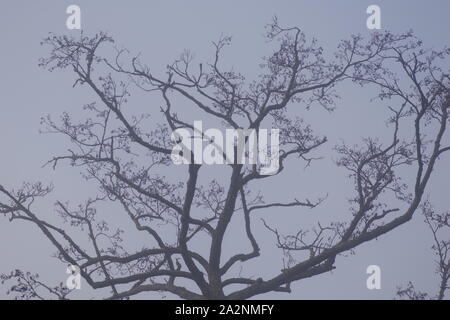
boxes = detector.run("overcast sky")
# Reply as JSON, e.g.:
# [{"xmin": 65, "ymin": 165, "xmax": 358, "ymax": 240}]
[{"xmin": 0, "ymin": 0, "xmax": 449, "ymax": 299}]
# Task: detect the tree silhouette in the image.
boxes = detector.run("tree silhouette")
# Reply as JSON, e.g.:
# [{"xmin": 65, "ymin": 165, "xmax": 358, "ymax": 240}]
[
  {"xmin": 0, "ymin": 19, "xmax": 449, "ymax": 299},
  {"xmin": 396, "ymin": 203, "xmax": 449, "ymax": 300}
]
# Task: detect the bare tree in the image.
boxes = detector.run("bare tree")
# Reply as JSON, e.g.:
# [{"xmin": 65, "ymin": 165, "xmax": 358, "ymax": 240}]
[
  {"xmin": 396, "ymin": 202, "xmax": 449, "ymax": 300},
  {"xmin": 0, "ymin": 19, "xmax": 449, "ymax": 300}
]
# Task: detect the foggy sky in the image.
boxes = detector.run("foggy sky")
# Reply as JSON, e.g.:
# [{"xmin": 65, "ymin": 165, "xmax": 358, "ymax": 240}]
[{"xmin": 0, "ymin": 0, "xmax": 449, "ymax": 299}]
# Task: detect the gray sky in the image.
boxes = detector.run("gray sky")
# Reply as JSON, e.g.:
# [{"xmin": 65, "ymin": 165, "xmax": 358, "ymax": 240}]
[{"xmin": 0, "ymin": 0, "xmax": 449, "ymax": 299}]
